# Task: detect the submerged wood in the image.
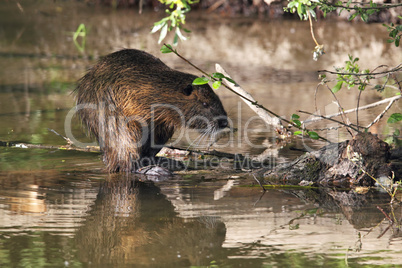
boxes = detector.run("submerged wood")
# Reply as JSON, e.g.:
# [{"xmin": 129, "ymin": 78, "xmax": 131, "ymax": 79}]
[{"xmin": 257, "ymin": 133, "xmax": 400, "ymax": 187}]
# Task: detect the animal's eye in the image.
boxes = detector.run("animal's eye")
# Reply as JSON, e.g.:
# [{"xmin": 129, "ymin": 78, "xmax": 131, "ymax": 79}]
[
  {"xmin": 182, "ymin": 85, "xmax": 193, "ymax": 96},
  {"xmin": 202, "ymin": 102, "xmax": 209, "ymax": 108}
]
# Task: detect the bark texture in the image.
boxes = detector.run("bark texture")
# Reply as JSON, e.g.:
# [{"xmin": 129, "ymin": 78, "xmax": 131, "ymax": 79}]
[{"xmin": 260, "ymin": 133, "xmax": 398, "ymax": 187}]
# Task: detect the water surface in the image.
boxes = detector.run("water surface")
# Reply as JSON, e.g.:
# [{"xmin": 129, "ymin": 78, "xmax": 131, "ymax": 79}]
[{"xmin": 0, "ymin": 1, "xmax": 401, "ymax": 267}]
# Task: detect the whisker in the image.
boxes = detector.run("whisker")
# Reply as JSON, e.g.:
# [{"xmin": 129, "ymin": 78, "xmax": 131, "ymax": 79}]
[
  {"xmin": 207, "ymin": 126, "xmax": 218, "ymax": 150},
  {"xmin": 187, "ymin": 132, "xmax": 204, "ymax": 151},
  {"xmin": 195, "ymin": 131, "xmax": 209, "ymax": 149}
]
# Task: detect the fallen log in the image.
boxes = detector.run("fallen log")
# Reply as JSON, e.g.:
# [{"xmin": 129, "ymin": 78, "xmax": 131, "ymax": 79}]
[{"xmin": 258, "ymin": 132, "xmax": 401, "ymax": 187}]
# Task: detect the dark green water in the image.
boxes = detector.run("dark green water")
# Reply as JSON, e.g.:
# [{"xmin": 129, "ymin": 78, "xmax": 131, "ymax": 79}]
[{"xmin": 0, "ymin": 1, "xmax": 401, "ymax": 267}]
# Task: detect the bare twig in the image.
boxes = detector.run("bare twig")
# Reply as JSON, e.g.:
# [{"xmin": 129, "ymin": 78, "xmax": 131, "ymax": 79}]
[
  {"xmin": 299, "ymin": 110, "xmax": 360, "ymax": 132},
  {"xmin": 377, "ymin": 224, "xmax": 391, "ymax": 239},
  {"xmin": 325, "ymin": 84, "xmax": 355, "ymax": 137},
  {"xmin": 314, "ymin": 83, "xmax": 320, "ymax": 113},
  {"xmin": 48, "ymin": 128, "xmax": 73, "ymax": 145},
  {"xmin": 356, "ymin": 90, "xmax": 362, "ymax": 132},
  {"xmin": 15, "ymin": 1, "xmax": 24, "ymax": 13},
  {"xmin": 304, "ymin": 95, "xmax": 401, "ymax": 124},
  {"xmin": 318, "ymin": 64, "xmax": 402, "ymax": 76},
  {"xmin": 330, "ymin": 2, "xmax": 402, "ymax": 10},
  {"xmin": 0, "ymin": 140, "xmax": 100, "ymax": 152},
  {"xmin": 253, "ymin": 190, "xmax": 267, "ymax": 207},
  {"xmin": 308, "ymin": 12, "xmax": 320, "ymax": 47},
  {"xmin": 252, "ymin": 173, "xmax": 266, "ymax": 192},
  {"xmin": 377, "ymin": 206, "xmax": 394, "ymax": 223},
  {"xmin": 366, "ymin": 98, "xmax": 397, "ymax": 129},
  {"xmin": 207, "ymin": 0, "xmax": 225, "ymax": 13}
]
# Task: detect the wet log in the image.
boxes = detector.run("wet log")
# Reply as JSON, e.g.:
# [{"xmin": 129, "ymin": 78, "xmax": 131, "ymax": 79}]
[{"xmin": 259, "ymin": 133, "xmax": 399, "ymax": 187}]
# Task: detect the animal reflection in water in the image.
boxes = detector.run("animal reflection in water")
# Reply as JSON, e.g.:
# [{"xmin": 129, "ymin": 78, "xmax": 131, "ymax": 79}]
[{"xmin": 75, "ymin": 175, "xmax": 226, "ymax": 266}]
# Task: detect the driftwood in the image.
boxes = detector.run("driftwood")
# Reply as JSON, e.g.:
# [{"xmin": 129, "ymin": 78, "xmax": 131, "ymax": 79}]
[
  {"xmin": 257, "ymin": 132, "xmax": 400, "ymax": 187},
  {"xmin": 0, "ymin": 140, "xmax": 100, "ymax": 152},
  {"xmin": 215, "ymin": 64, "xmax": 282, "ymax": 128}
]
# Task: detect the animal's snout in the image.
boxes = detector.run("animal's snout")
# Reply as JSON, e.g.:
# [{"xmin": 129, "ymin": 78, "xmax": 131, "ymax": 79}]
[{"xmin": 218, "ymin": 118, "xmax": 228, "ymax": 129}]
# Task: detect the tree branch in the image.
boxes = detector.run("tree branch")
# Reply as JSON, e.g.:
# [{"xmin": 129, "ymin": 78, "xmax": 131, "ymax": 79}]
[
  {"xmin": 366, "ymin": 97, "xmax": 398, "ymax": 129},
  {"xmin": 324, "ymin": 1, "xmax": 402, "ymax": 10},
  {"xmin": 317, "ymin": 64, "xmax": 402, "ymax": 77},
  {"xmin": 164, "ymin": 44, "xmax": 331, "ymax": 143},
  {"xmin": 299, "ymin": 110, "xmax": 360, "ymax": 132},
  {"xmin": 215, "ymin": 64, "xmax": 282, "ymax": 128},
  {"xmin": 303, "ymin": 95, "xmax": 401, "ymax": 124}
]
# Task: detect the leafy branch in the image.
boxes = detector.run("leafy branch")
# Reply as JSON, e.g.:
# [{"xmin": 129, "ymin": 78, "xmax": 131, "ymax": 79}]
[
  {"xmin": 161, "ymin": 44, "xmax": 329, "ymax": 142},
  {"xmin": 325, "ymin": 1, "xmax": 402, "ymax": 11},
  {"xmin": 317, "ymin": 0, "xmax": 401, "ymax": 22},
  {"xmin": 284, "ymin": 0, "xmax": 401, "ymax": 59},
  {"xmin": 383, "ymin": 18, "xmax": 402, "ymax": 47},
  {"xmin": 151, "ymin": 0, "xmax": 197, "ymax": 45},
  {"xmin": 317, "ymin": 57, "xmax": 402, "ymax": 133},
  {"xmin": 284, "ymin": 0, "xmax": 325, "ymax": 60}
]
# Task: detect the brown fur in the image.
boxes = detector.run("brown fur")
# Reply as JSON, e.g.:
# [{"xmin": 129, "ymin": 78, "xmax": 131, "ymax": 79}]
[{"xmin": 74, "ymin": 49, "xmax": 228, "ymax": 172}]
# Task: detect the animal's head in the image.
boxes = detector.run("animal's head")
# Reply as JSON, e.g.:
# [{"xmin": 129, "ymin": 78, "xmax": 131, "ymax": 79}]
[
  {"xmin": 179, "ymin": 82, "xmax": 228, "ymax": 133},
  {"xmin": 151, "ymin": 72, "xmax": 228, "ymax": 133}
]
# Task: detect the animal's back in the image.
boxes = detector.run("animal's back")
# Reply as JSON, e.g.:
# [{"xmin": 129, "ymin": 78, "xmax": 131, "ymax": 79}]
[{"xmin": 74, "ymin": 49, "xmax": 228, "ymax": 173}]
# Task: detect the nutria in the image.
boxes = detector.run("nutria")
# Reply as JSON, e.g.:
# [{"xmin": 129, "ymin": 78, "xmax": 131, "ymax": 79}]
[{"xmin": 74, "ymin": 49, "xmax": 228, "ymax": 173}]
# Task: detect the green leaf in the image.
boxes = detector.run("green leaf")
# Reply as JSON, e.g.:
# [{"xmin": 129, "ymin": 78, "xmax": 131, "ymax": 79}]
[
  {"xmin": 387, "ymin": 113, "xmax": 402, "ymax": 124},
  {"xmin": 309, "ymin": 9, "xmax": 316, "ymax": 20},
  {"xmin": 332, "ymin": 81, "xmax": 343, "ymax": 93},
  {"xmin": 294, "ymin": 130, "xmax": 303, "ymax": 135},
  {"xmin": 297, "ymin": 3, "xmax": 304, "ymax": 19},
  {"xmin": 212, "ymin": 81, "xmax": 222, "ymax": 89},
  {"xmin": 291, "ymin": 114, "xmax": 300, "ymax": 120},
  {"xmin": 160, "ymin": 44, "xmax": 173, "ymax": 53},
  {"xmin": 348, "ymin": 12, "xmax": 358, "ymax": 21},
  {"xmin": 293, "ymin": 119, "xmax": 302, "ymax": 127},
  {"xmin": 287, "ymin": 1, "xmax": 297, "ymax": 9},
  {"xmin": 373, "ymin": 84, "xmax": 383, "ymax": 92},
  {"xmin": 212, "ymin": 72, "xmax": 225, "ymax": 79},
  {"xmin": 192, "ymin": 77, "xmax": 209, "ymax": 85},
  {"xmin": 308, "ymin": 131, "xmax": 319, "ymax": 140},
  {"xmin": 173, "ymin": 33, "xmax": 179, "ymax": 46},
  {"xmin": 226, "ymin": 77, "xmax": 236, "ymax": 84},
  {"xmin": 361, "ymin": 13, "xmax": 369, "ymax": 22}
]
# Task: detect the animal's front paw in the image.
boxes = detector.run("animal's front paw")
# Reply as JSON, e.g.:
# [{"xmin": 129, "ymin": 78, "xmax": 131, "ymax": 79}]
[{"xmin": 136, "ymin": 165, "xmax": 173, "ymax": 178}]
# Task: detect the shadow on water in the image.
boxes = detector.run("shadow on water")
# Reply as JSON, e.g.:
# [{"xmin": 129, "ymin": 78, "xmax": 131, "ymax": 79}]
[{"xmin": 75, "ymin": 176, "xmax": 226, "ymax": 267}]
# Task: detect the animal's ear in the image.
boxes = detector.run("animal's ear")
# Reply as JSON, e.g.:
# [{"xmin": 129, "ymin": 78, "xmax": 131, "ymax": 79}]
[{"xmin": 182, "ymin": 84, "xmax": 194, "ymax": 96}]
